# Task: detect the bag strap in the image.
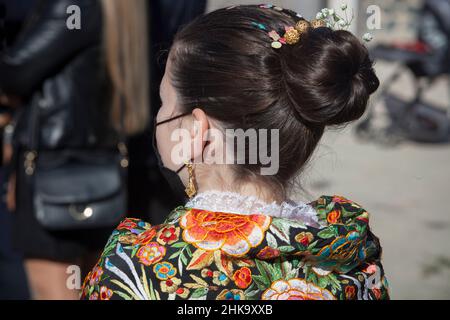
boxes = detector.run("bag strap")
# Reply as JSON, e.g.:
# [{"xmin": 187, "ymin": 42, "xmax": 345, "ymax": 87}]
[{"xmin": 118, "ymin": 95, "xmax": 129, "ymax": 169}]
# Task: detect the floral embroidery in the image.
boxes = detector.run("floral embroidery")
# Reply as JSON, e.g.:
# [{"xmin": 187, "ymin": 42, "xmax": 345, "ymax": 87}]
[
  {"xmin": 233, "ymin": 267, "xmax": 252, "ymax": 289},
  {"xmin": 327, "ymin": 209, "xmax": 341, "ymax": 224},
  {"xmin": 256, "ymin": 246, "xmax": 281, "ymax": 260},
  {"xmin": 100, "ymin": 286, "xmax": 113, "ymax": 300},
  {"xmin": 180, "ymin": 209, "xmax": 271, "ymax": 257},
  {"xmin": 213, "ymin": 271, "xmax": 230, "ymax": 286},
  {"xmin": 295, "ymin": 232, "xmax": 314, "ymax": 247},
  {"xmin": 89, "ymin": 292, "xmax": 99, "ymax": 300},
  {"xmin": 136, "ymin": 242, "xmax": 166, "ymax": 266},
  {"xmin": 157, "ymin": 226, "xmax": 180, "ymax": 245},
  {"xmin": 117, "ymin": 219, "xmax": 139, "ymax": 231},
  {"xmin": 118, "ymin": 234, "xmax": 137, "ymax": 245},
  {"xmin": 345, "ymin": 285, "xmax": 356, "ymax": 299},
  {"xmin": 262, "ymin": 279, "xmax": 336, "ymax": 300},
  {"xmin": 161, "ymin": 277, "xmax": 181, "ymax": 294},
  {"xmin": 134, "ymin": 227, "xmax": 158, "ymax": 245},
  {"xmin": 81, "ymin": 195, "xmax": 389, "ymax": 301},
  {"xmin": 153, "ymin": 262, "xmax": 177, "ymax": 280},
  {"xmin": 175, "ymin": 287, "xmax": 190, "ymax": 299},
  {"xmin": 216, "ymin": 289, "xmax": 246, "ymax": 300},
  {"xmin": 89, "ymin": 266, "xmax": 103, "ymax": 286}
]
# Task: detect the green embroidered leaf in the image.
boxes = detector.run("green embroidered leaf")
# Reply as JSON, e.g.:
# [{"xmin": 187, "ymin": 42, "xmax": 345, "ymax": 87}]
[
  {"xmin": 171, "ymin": 242, "xmax": 189, "ymax": 249},
  {"xmin": 266, "ymin": 232, "xmax": 278, "ymax": 248},
  {"xmin": 255, "ymin": 259, "xmax": 270, "ymax": 279},
  {"xmin": 269, "ymin": 221, "xmax": 290, "ymax": 243},
  {"xmin": 287, "ymin": 268, "xmax": 298, "ymax": 280},
  {"xmin": 317, "ymin": 226, "xmax": 336, "ymax": 239},
  {"xmin": 282, "ymin": 220, "xmax": 307, "ymax": 229},
  {"xmin": 307, "ymin": 240, "xmax": 318, "ymax": 251},
  {"xmin": 252, "ymin": 275, "xmax": 270, "ymax": 290},
  {"xmin": 326, "ymin": 202, "xmax": 335, "ymax": 211},
  {"xmin": 281, "ymin": 259, "xmax": 298, "ymax": 280},
  {"xmin": 114, "ymin": 291, "xmax": 132, "ymax": 300},
  {"xmin": 317, "ymin": 276, "xmax": 329, "ymax": 289},
  {"xmin": 180, "ymin": 252, "xmax": 188, "ymax": 266},
  {"xmin": 268, "ymin": 261, "xmax": 283, "ymax": 281},
  {"xmin": 169, "ymin": 251, "xmax": 182, "ymax": 260},
  {"xmin": 131, "ymin": 245, "xmax": 139, "ymax": 258},
  {"xmin": 244, "ymin": 282, "xmax": 256, "ymax": 294},
  {"xmin": 186, "ymin": 246, "xmax": 193, "ymax": 257},
  {"xmin": 278, "ymin": 246, "xmax": 295, "ymax": 253},
  {"xmin": 191, "ymin": 287, "xmax": 208, "ymax": 299}
]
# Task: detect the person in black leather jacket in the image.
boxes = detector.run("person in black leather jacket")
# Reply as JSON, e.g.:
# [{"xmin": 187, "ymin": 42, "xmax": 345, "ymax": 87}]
[
  {"xmin": 0, "ymin": 0, "xmax": 116, "ymax": 300},
  {"xmin": 0, "ymin": 0, "xmax": 206, "ymax": 300}
]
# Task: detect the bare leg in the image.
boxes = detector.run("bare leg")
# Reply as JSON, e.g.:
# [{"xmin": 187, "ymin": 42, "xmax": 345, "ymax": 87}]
[{"xmin": 25, "ymin": 259, "xmax": 80, "ymax": 300}]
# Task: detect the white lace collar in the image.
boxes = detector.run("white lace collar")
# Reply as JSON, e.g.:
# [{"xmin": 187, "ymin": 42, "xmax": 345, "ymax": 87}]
[{"xmin": 185, "ymin": 190, "xmax": 320, "ymax": 227}]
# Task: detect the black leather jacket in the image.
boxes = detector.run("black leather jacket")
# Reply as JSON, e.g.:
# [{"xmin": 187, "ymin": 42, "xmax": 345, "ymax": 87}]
[{"xmin": 0, "ymin": 0, "xmax": 116, "ymax": 151}]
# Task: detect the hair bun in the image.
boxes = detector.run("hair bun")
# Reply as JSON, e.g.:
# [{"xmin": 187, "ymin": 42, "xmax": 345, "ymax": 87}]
[{"xmin": 283, "ymin": 28, "xmax": 380, "ymax": 127}]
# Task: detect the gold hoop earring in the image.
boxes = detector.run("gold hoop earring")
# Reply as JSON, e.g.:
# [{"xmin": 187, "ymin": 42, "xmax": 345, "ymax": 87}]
[{"xmin": 185, "ymin": 161, "xmax": 197, "ymax": 199}]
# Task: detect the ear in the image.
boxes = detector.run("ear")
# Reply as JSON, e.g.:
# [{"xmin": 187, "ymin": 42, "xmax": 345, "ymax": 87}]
[{"xmin": 190, "ymin": 108, "xmax": 210, "ymax": 161}]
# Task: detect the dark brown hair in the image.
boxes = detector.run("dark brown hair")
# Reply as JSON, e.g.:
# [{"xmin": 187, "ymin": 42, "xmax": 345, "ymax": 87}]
[{"xmin": 170, "ymin": 5, "xmax": 379, "ymax": 197}]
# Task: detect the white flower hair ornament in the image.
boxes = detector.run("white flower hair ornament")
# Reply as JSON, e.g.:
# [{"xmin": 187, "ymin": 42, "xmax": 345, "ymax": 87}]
[{"xmin": 315, "ymin": 4, "xmax": 374, "ymax": 43}]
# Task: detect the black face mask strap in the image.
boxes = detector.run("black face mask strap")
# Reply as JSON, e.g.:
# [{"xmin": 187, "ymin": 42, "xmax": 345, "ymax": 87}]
[
  {"xmin": 155, "ymin": 112, "xmax": 191, "ymax": 127},
  {"xmin": 175, "ymin": 164, "xmax": 186, "ymax": 174}
]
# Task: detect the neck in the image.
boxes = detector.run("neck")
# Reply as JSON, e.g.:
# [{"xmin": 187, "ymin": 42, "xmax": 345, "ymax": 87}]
[{"xmin": 193, "ymin": 164, "xmax": 284, "ymax": 204}]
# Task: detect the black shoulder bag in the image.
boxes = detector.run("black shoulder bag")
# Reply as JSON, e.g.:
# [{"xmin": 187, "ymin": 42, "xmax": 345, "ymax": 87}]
[{"xmin": 24, "ymin": 97, "xmax": 128, "ymax": 231}]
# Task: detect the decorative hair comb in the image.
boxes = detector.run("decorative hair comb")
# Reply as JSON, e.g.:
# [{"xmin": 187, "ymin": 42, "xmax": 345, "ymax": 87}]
[{"xmin": 253, "ymin": 3, "xmax": 373, "ymax": 49}]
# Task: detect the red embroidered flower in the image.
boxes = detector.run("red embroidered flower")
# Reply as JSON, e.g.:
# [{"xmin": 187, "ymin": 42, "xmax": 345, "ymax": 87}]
[
  {"xmin": 134, "ymin": 227, "xmax": 158, "ymax": 245},
  {"xmin": 117, "ymin": 219, "xmax": 138, "ymax": 231},
  {"xmin": 136, "ymin": 242, "xmax": 166, "ymax": 266},
  {"xmin": 295, "ymin": 232, "xmax": 314, "ymax": 247},
  {"xmin": 256, "ymin": 246, "xmax": 281, "ymax": 260},
  {"xmin": 100, "ymin": 286, "xmax": 113, "ymax": 300},
  {"xmin": 345, "ymin": 285, "xmax": 356, "ymax": 299},
  {"xmin": 157, "ymin": 226, "xmax": 180, "ymax": 245},
  {"xmin": 175, "ymin": 287, "xmax": 190, "ymax": 298},
  {"xmin": 89, "ymin": 265, "xmax": 104, "ymax": 286},
  {"xmin": 233, "ymin": 267, "xmax": 252, "ymax": 289}
]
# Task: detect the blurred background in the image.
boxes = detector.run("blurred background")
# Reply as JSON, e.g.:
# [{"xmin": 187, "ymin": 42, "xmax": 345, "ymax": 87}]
[{"xmin": 1, "ymin": 0, "xmax": 449, "ymax": 300}]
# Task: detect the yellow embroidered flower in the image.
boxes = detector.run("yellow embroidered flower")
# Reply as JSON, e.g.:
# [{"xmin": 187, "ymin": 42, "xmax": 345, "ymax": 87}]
[
  {"xmin": 180, "ymin": 209, "xmax": 271, "ymax": 257},
  {"xmin": 118, "ymin": 234, "xmax": 137, "ymax": 245},
  {"xmin": 262, "ymin": 279, "xmax": 336, "ymax": 300},
  {"xmin": 160, "ymin": 277, "xmax": 181, "ymax": 294}
]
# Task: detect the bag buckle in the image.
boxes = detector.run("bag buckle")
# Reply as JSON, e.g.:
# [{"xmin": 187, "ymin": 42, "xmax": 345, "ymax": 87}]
[
  {"xmin": 24, "ymin": 151, "xmax": 37, "ymax": 176},
  {"xmin": 69, "ymin": 205, "xmax": 94, "ymax": 221}
]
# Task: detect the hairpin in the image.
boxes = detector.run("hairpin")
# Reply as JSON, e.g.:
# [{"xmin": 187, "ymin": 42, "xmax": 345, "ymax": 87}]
[
  {"xmin": 254, "ymin": 3, "xmax": 374, "ymax": 48},
  {"xmin": 254, "ymin": 4, "xmax": 326, "ymax": 49}
]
